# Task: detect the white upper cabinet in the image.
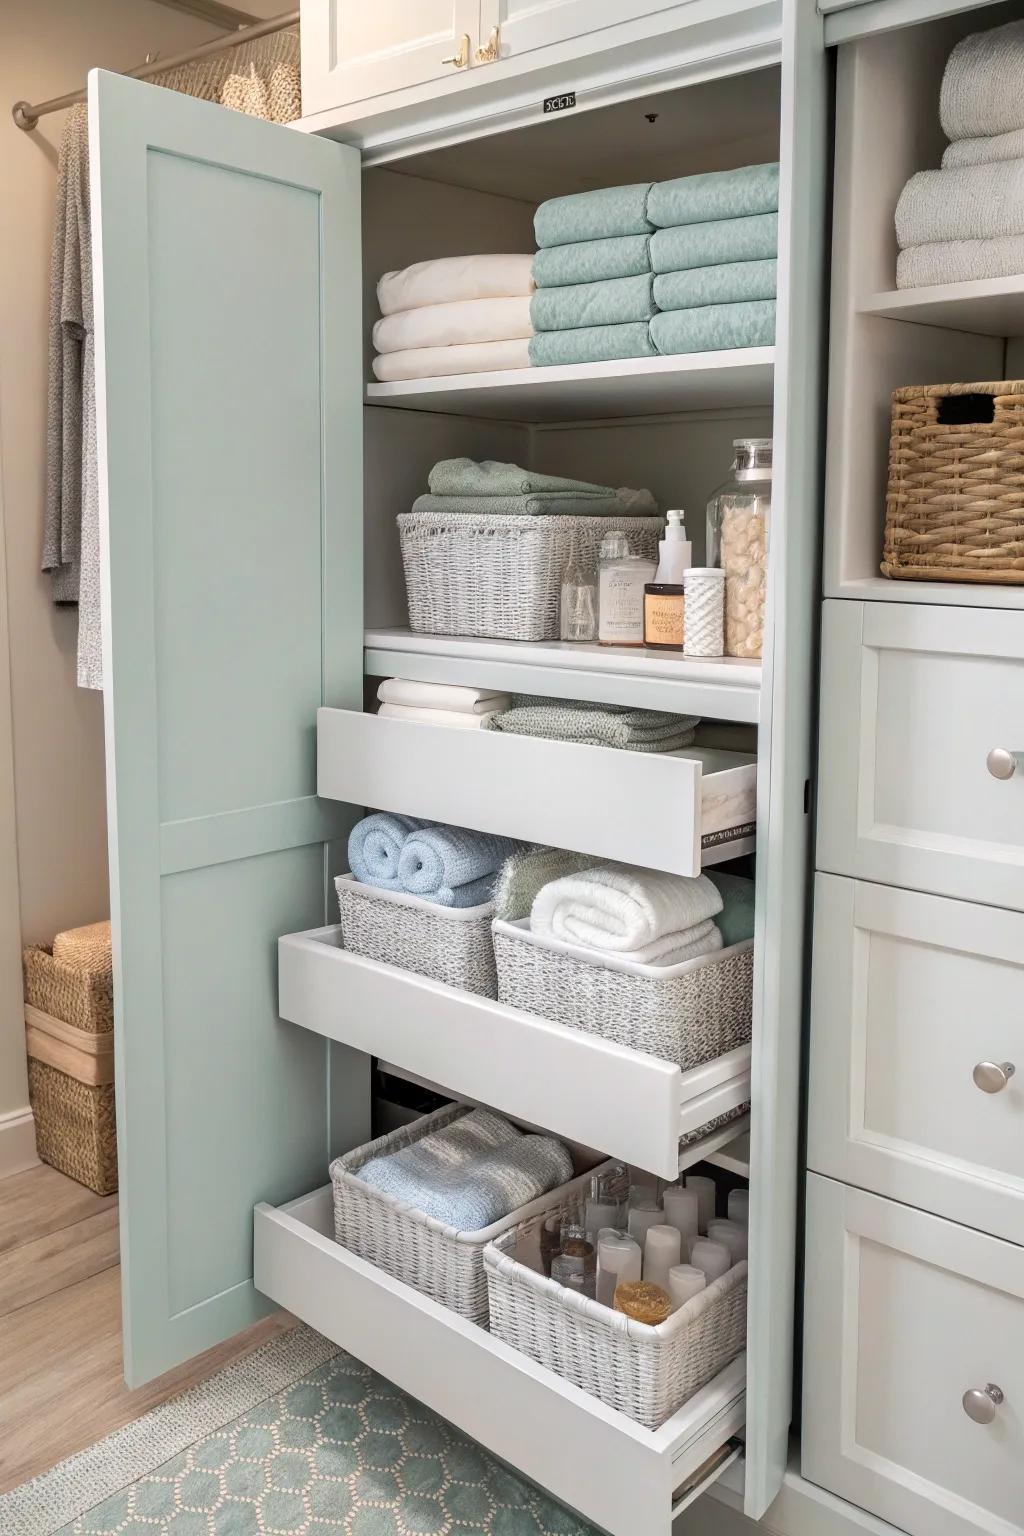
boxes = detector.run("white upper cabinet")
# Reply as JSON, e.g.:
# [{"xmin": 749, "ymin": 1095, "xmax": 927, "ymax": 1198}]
[
  {"xmin": 480, "ymin": 0, "xmax": 689, "ymax": 60},
  {"xmin": 301, "ymin": 0, "xmax": 483, "ymax": 117}
]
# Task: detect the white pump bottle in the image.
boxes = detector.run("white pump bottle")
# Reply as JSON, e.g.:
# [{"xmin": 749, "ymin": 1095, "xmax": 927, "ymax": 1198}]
[{"xmin": 654, "ymin": 509, "xmax": 692, "ymax": 585}]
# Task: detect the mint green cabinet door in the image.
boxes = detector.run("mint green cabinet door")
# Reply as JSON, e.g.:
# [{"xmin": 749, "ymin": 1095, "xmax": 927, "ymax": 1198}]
[{"xmin": 89, "ymin": 69, "xmax": 365, "ymax": 1386}]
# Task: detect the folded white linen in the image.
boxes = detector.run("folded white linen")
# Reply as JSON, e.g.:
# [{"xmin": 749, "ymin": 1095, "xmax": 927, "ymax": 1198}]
[
  {"xmin": 373, "ymin": 296, "xmax": 533, "ymax": 355},
  {"xmin": 378, "ymin": 703, "xmax": 501, "ymax": 730},
  {"xmin": 943, "ymin": 126, "xmax": 1024, "ymax": 169},
  {"xmin": 377, "ymin": 254, "xmax": 536, "ymax": 316},
  {"xmin": 896, "ymin": 233, "xmax": 1024, "ymax": 288},
  {"xmin": 940, "ymin": 20, "xmax": 1024, "ymax": 144},
  {"xmin": 372, "ymin": 337, "xmax": 532, "ymax": 382},
  {"xmin": 378, "ymin": 678, "xmax": 509, "ymax": 714},
  {"xmin": 896, "ymin": 159, "xmax": 1024, "ymax": 248},
  {"xmin": 530, "ymin": 865, "xmax": 724, "ymax": 966}
]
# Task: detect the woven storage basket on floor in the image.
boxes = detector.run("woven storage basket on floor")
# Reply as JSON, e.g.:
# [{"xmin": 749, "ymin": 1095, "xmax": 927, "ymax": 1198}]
[
  {"xmin": 335, "ymin": 874, "xmax": 497, "ymax": 997},
  {"xmin": 883, "ymin": 381, "xmax": 1024, "ymax": 583},
  {"xmin": 28, "ymin": 1059, "xmax": 117, "ymax": 1196},
  {"xmin": 484, "ymin": 1163, "xmax": 748, "ymax": 1428},
  {"xmin": 492, "ymin": 919, "xmax": 753, "ymax": 1067},
  {"xmin": 329, "ymin": 1104, "xmax": 586, "ymax": 1327},
  {"xmin": 398, "ymin": 512, "xmax": 662, "ymax": 641}
]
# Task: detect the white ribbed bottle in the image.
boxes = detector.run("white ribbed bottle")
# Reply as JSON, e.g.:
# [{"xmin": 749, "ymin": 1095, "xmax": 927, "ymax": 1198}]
[{"xmin": 683, "ymin": 567, "xmax": 724, "ymax": 657}]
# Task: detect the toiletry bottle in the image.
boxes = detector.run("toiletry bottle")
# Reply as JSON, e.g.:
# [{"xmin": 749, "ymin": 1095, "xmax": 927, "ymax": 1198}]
[
  {"xmin": 644, "ymin": 509, "xmax": 690, "ymax": 651},
  {"xmin": 551, "ymin": 1216, "xmax": 597, "ymax": 1298},
  {"xmin": 560, "ymin": 539, "xmax": 598, "ymax": 643},
  {"xmin": 598, "ymin": 532, "xmax": 655, "ymax": 648}
]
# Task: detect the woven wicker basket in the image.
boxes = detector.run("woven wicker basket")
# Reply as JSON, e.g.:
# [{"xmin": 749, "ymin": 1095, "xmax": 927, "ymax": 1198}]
[
  {"xmin": 335, "ymin": 875, "xmax": 497, "ymax": 997},
  {"xmin": 883, "ymin": 381, "xmax": 1024, "ymax": 583},
  {"xmin": 492, "ymin": 920, "xmax": 753, "ymax": 1067},
  {"xmin": 28, "ymin": 1060, "xmax": 117, "ymax": 1196},
  {"xmin": 484, "ymin": 1164, "xmax": 748, "ymax": 1428},
  {"xmin": 398, "ymin": 512, "xmax": 662, "ymax": 641},
  {"xmin": 329, "ymin": 1104, "xmax": 586, "ymax": 1326}
]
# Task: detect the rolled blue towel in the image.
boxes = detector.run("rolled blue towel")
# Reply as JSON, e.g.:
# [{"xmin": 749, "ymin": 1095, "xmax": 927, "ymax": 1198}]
[
  {"xmin": 706, "ymin": 870, "xmax": 756, "ymax": 946},
  {"xmin": 530, "ymin": 273, "xmax": 656, "ymax": 332},
  {"xmin": 651, "ymin": 214, "xmax": 779, "ymax": 274},
  {"xmin": 534, "ymin": 183, "xmax": 653, "ymax": 248},
  {"xmin": 654, "ymin": 259, "xmax": 777, "ymax": 311},
  {"xmin": 529, "ymin": 322, "xmax": 657, "ymax": 368},
  {"xmin": 650, "ymin": 301, "xmax": 776, "ymax": 355},
  {"xmin": 532, "ymin": 233, "xmax": 652, "ymax": 288},
  {"xmin": 648, "ymin": 163, "xmax": 780, "ymax": 229},
  {"xmin": 398, "ymin": 825, "xmax": 520, "ymax": 907},
  {"xmin": 348, "ymin": 813, "xmax": 431, "ymax": 890}
]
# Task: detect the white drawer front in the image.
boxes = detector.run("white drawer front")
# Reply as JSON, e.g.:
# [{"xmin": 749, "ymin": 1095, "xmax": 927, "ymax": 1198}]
[
  {"xmin": 817, "ymin": 602, "xmax": 1024, "ymax": 910},
  {"xmin": 803, "ymin": 1176, "xmax": 1024, "ymax": 1536},
  {"xmin": 807, "ymin": 875, "xmax": 1024, "ymax": 1243}
]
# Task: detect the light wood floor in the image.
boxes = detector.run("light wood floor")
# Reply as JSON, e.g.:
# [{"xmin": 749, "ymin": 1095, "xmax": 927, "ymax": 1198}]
[{"xmin": 0, "ymin": 1163, "xmax": 294, "ymax": 1495}]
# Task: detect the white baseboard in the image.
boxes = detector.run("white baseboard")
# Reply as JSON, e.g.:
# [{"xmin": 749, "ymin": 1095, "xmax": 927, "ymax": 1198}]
[{"xmin": 0, "ymin": 1106, "xmax": 39, "ymax": 1178}]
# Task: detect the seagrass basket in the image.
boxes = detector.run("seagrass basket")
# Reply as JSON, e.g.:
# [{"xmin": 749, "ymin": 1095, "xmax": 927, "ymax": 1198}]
[{"xmin": 882, "ymin": 381, "xmax": 1024, "ymax": 583}]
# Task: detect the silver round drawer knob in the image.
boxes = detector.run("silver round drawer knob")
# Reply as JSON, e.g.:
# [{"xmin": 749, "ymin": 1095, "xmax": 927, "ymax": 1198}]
[
  {"xmin": 963, "ymin": 1384, "xmax": 1004, "ymax": 1424},
  {"xmin": 987, "ymin": 747, "xmax": 1021, "ymax": 780},
  {"xmin": 973, "ymin": 1061, "xmax": 1016, "ymax": 1094}
]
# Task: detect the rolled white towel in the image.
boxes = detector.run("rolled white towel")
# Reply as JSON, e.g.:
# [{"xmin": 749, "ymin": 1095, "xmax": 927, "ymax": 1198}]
[
  {"xmin": 377, "ymin": 254, "xmax": 536, "ymax": 316},
  {"xmin": 895, "ymin": 159, "xmax": 1024, "ymax": 248},
  {"xmin": 531, "ymin": 865, "xmax": 723, "ymax": 966},
  {"xmin": 943, "ymin": 126, "xmax": 1024, "ymax": 169},
  {"xmin": 372, "ymin": 337, "xmax": 532, "ymax": 382},
  {"xmin": 378, "ymin": 678, "xmax": 509, "ymax": 714},
  {"xmin": 940, "ymin": 21, "xmax": 1024, "ymax": 144},
  {"xmin": 373, "ymin": 295, "xmax": 533, "ymax": 355}
]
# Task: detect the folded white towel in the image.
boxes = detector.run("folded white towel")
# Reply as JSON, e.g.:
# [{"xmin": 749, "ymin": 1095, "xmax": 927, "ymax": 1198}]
[
  {"xmin": 896, "ymin": 159, "xmax": 1024, "ymax": 248},
  {"xmin": 897, "ymin": 234, "xmax": 1024, "ymax": 288},
  {"xmin": 531, "ymin": 865, "xmax": 724, "ymax": 965},
  {"xmin": 377, "ymin": 254, "xmax": 536, "ymax": 317},
  {"xmin": 378, "ymin": 703, "xmax": 502, "ymax": 730},
  {"xmin": 940, "ymin": 21, "xmax": 1024, "ymax": 144},
  {"xmin": 378, "ymin": 678, "xmax": 509, "ymax": 714},
  {"xmin": 372, "ymin": 337, "xmax": 532, "ymax": 382},
  {"xmin": 943, "ymin": 126, "xmax": 1024, "ymax": 169},
  {"xmin": 373, "ymin": 296, "xmax": 533, "ymax": 356}
]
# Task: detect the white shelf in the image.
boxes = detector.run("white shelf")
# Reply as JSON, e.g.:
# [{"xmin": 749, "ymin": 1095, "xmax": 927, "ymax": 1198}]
[
  {"xmin": 828, "ymin": 577, "xmax": 1024, "ymax": 611},
  {"xmin": 365, "ymin": 349, "xmax": 775, "ymax": 422},
  {"xmin": 365, "ymin": 629, "xmax": 762, "ymax": 723},
  {"xmin": 859, "ymin": 277, "xmax": 1024, "ymax": 338},
  {"xmin": 705, "ymin": 1131, "xmax": 752, "ymax": 1180}
]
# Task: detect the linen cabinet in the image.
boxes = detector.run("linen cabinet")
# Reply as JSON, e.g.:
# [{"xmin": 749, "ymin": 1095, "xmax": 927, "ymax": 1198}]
[{"xmin": 88, "ymin": 3, "xmax": 827, "ymax": 1530}]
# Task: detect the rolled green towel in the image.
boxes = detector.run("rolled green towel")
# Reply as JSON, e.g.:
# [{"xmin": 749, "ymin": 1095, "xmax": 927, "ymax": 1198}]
[
  {"xmin": 529, "ymin": 322, "xmax": 657, "ymax": 367},
  {"xmin": 651, "ymin": 214, "xmax": 779, "ymax": 274},
  {"xmin": 654, "ymin": 259, "xmax": 777, "ymax": 311},
  {"xmin": 532, "ymin": 233, "xmax": 652, "ymax": 288},
  {"xmin": 428, "ymin": 459, "xmax": 611, "ymax": 497},
  {"xmin": 534, "ymin": 183, "xmax": 653, "ymax": 248},
  {"xmin": 648, "ymin": 163, "xmax": 780, "ymax": 228},
  {"xmin": 706, "ymin": 871, "xmax": 756, "ymax": 946},
  {"xmin": 531, "ymin": 274, "xmax": 656, "ymax": 332},
  {"xmin": 650, "ymin": 300, "xmax": 776, "ymax": 355},
  {"xmin": 411, "ymin": 488, "xmax": 658, "ymax": 518}
]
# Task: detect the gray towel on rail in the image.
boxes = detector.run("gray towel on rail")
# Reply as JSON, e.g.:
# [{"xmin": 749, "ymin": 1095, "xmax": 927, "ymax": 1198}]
[
  {"xmin": 940, "ymin": 20, "xmax": 1024, "ymax": 142},
  {"xmin": 896, "ymin": 159, "xmax": 1024, "ymax": 247}
]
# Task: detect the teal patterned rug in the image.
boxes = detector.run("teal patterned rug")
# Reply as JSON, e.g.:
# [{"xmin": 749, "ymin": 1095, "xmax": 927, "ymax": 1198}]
[{"xmin": 56, "ymin": 1349, "xmax": 600, "ymax": 1536}]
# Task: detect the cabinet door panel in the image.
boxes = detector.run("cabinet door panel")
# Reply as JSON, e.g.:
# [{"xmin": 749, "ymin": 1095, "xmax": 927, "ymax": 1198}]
[
  {"xmin": 481, "ymin": 0, "xmax": 689, "ymax": 59},
  {"xmin": 90, "ymin": 69, "xmax": 366, "ymax": 1385},
  {"xmin": 302, "ymin": 0, "xmax": 481, "ymax": 115}
]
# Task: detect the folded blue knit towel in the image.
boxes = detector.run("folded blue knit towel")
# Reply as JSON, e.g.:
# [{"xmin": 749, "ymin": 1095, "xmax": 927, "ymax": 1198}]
[
  {"xmin": 648, "ymin": 163, "xmax": 780, "ymax": 229},
  {"xmin": 348, "ymin": 813, "xmax": 431, "ymax": 890},
  {"xmin": 398, "ymin": 825, "xmax": 521, "ymax": 907},
  {"xmin": 529, "ymin": 322, "xmax": 657, "ymax": 367},
  {"xmin": 530, "ymin": 273, "xmax": 657, "ymax": 332},
  {"xmin": 428, "ymin": 459, "xmax": 611, "ymax": 497},
  {"xmin": 411, "ymin": 489, "xmax": 658, "ymax": 518},
  {"xmin": 534, "ymin": 183, "xmax": 653, "ymax": 248},
  {"xmin": 650, "ymin": 301, "xmax": 776, "ymax": 355},
  {"xmin": 706, "ymin": 870, "xmax": 756, "ymax": 946},
  {"xmin": 650, "ymin": 214, "xmax": 779, "ymax": 274},
  {"xmin": 654, "ymin": 259, "xmax": 777, "ymax": 311},
  {"xmin": 356, "ymin": 1108, "xmax": 574, "ymax": 1231},
  {"xmin": 532, "ymin": 233, "xmax": 652, "ymax": 288}
]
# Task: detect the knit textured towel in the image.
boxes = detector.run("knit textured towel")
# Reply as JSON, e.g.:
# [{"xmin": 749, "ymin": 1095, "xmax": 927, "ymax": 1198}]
[
  {"xmin": 650, "ymin": 214, "xmax": 779, "ymax": 274},
  {"xmin": 534, "ymin": 183, "xmax": 654, "ymax": 248},
  {"xmin": 530, "ymin": 274, "xmax": 657, "ymax": 332},
  {"xmin": 398, "ymin": 826, "xmax": 521, "ymax": 907},
  {"xmin": 372, "ymin": 338, "xmax": 531, "ymax": 382},
  {"xmin": 373, "ymin": 295, "xmax": 533, "ymax": 354},
  {"xmin": 706, "ymin": 870, "xmax": 756, "ymax": 947},
  {"xmin": 529, "ymin": 322, "xmax": 658, "ymax": 367},
  {"xmin": 376, "ymin": 254, "xmax": 536, "ymax": 316},
  {"xmin": 532, "ymin": 234, "xmax": 652, "ymax": 289},
  {"xmin": 411, "ymin": 488, "xmax": 658, "ymax": 518},
  {"xmin": 530, "ymin": 865, "xmax": 725, "ymax": 965},
  {"xmin": 486, "ymin": 696, "xmax": 699, "ymax": 752},
  {"xmin": 896, "ymin": 234, "xmax": 1024, "ymax": 288},
  {"xmin": 378, "ymin": 703, "xmax": 502, "ymax": 730},
  {"xmin": 428, "ymin": 459, "xmax": 612, "ymax": 498},
  {"xmin": 653, "ymin": 259, "xmax": 777, "ymax": 311},
  {"xmin": 356, "ymin": 1108, "xmax": 574, "ymax": 1231},
  {"xmin": 493, "ymin": 845, "xmax": 606, "ymax": 923},
  {"xmin": 648, "ymin": 163, "xmax": 780, "ymax": 229},
  {"xmin": 895, "ymin": 159, "xmax": 1024, "ymax": 247},
  {"xmin": 378, "ymin": 678, "xmax": 509, "ymax": 713},
  {"xmin": 943, "ymin": 126, "xmax": 1024, "ymax": 168},
  {"xmin": 348, "ymin": 813, "xmax": 432, "ymax": 890},
  {"xmin": 940, "ymin": 20, "xmax": 1024, "ymax": 143},
  {"xmin": 650, "ymin": 301, "xmax": 776, "ymax": 355}
]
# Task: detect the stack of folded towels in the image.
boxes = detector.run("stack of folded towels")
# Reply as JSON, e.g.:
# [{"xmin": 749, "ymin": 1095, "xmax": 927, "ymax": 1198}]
[
  {"xmin": 377, "ymin": 677, "xmax": 510, "ymax": 730},
  {"xmin": 412, "ymin": 457, "xmax": 658, "ymax": 519},
  {"xmin": 347, "ymin": 813, "xmax": 519, "ymax": 907},
  {"xmin": 372, "ymin": 254, "xmax": 535, "ymax": 381},
  {"xmin": 531, "ymin": 865, "xmax": 727, "ymax": 966},
  {"xmin": 895, "ymin": 21, "xmax": 1024, "ymax": 288},
  {"xmin": 485, "ymin": 695, "xmax": 699, "ymax": 753}
]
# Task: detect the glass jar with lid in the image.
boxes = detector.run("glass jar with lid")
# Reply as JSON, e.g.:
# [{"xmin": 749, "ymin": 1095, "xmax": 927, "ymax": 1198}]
[{"xmin": 706, "ymin": 438, "xmax": 771, "ymax": 659}]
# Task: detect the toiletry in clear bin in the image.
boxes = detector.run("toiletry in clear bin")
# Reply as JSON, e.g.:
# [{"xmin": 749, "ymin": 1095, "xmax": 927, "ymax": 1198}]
[
  {"xmin": 551, "ymin": 1215, "xmax": 597, "ymax": 1298},
  {"xmin": 706, "ymin": 437, "xmax": 771, "ymax": 659}
]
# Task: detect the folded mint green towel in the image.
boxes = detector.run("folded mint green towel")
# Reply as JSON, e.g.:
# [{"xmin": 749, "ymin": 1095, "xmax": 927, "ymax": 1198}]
[
  {"xmin": 412, "ymin": 488, "xmax": 658, "ymax": 518},
  {"xmin": 648, "ymin": 163, "xmax": 780, "ymax": 229},
  {"xmin": 532, "ymin": 234, "xmax": 652, "ymax": 288},
  {"xmin": 650, "ymin": 301, "xmax": 776, "ymax": 355},
  {"xmin": 654, "ymin": 259, "xmax": 777, "ymax": 311},
  {"xmin": 529, "ymin": 322, "xmax": 658, "ymax": 367},
  {"xmin": 534, "ymin": 183, "xmax": 653, "ymax": 248},
  {"xmin": 706, "ymin": 870, "xmax": 756, "ymax": 946},
  {"xmin": 531, "ymin": 274, "xmax": 656, "ymax": 332},
  {"xmin": 428, "ymin": 459, "xmax": 611, "ymax": 497},
  {"xmin": 651, "ymin": 213, "xmax": 779, "ymax": 274}
]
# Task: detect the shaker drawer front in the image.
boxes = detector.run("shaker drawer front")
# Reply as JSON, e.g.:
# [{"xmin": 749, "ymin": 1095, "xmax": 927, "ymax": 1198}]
[
  {"xmin": 807, "ymin": 875, "xmax": 1024, "ymax": 1243},
  {"xmin": 816, "ymin": 602, "xmax": 1024, "ymax": 910},
  {"xmin": 802, "ymin": 1176, "xmax": 1024, "ymax": 1536}
]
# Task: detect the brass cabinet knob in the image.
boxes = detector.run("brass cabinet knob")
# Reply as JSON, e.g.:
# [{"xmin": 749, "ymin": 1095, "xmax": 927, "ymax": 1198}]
[
  {"xmin": 973, "ymin": 1061, "xmax": 1016, "ymax": 1094},
  {"xmin": 442, "ymin": 34, "xmax": 470, "ymax": 68},
  {"xmin": 476, "ymin": 26, "xmax": 501, "ymax": 63},
  {"xmin": 962, "ymin": 1384, "xmax": 1004, "ymax": 1425}
]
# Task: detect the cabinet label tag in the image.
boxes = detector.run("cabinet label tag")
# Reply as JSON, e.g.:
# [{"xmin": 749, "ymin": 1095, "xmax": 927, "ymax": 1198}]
[{"xmin": 543, "ymin": 92, "xmax": 576, "ymax": 114}]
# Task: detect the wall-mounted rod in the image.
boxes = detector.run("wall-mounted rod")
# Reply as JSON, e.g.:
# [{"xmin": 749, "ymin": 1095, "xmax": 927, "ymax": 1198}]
[{"xmin": 12, "ymin": 9, "xmax": 300, "ymax": 130}]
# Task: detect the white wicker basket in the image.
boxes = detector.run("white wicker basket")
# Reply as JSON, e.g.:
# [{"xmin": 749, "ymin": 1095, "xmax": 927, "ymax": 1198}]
[
  {"xmin": 492, "ymin": 919, "xmax": 753, "ymax": 1067},
  {"xmin": 329, "ymin": 1104, "xmax": 587, "ymax": 1326},
  {"xmin": 336, "ymin": 875, "xmax": 497, "ymax": 997},
  {"xmin": 484, "ymin": 1165, "xmax": 748, "ymax": 1428},
  {"xmin": 398, "ymin": 512, "xmax": 662, "ymax": 642}
]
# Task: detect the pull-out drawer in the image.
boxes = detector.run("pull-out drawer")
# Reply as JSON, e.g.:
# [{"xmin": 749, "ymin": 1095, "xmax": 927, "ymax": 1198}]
[
  {"xmin": 817, "ymin": 602, "xmax": 1024, "ymax": 911},
  {"xmin": 254, "ymin": 1186, "xmax": 746, "ymax": 1536},
  {"xmin": 317, "ymin": 708, "xmax": 756, "ymax": 876},
  {"xmin": 279, "ymin": 926, "xmax": 752, "ymax": 1179},
  {"xmin": 802, "ymin": 1176, "xmax": 1024, "ymax": 1536}
]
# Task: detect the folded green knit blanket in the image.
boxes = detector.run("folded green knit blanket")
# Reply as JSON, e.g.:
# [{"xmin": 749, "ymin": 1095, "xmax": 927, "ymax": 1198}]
[
  {"xmin": 654, "ymin": 259, "xmax": 777, "ymax": 311},
  {"xmin": 650, "ymin": 300, "xmax": 776, "ymax": 355},
  {"xmin": 648, "ymin": 163, "xmax": 780, "ymax": 228},
  {"xmin": 531, "ymin": 273, "xmax": 656, "ymax": 331},
  {"xmin": 532, "ymin": 233, "xmax": 652, "ymax": 288},
  {"xmin": 486, "ymin": 696, "xmax": 700, "ymax": 752},
  {"xmin": 529, "ymin": 322, "xmax": 657, "ymax": 367},
  {"xmin": 411, "ymin": 488, "xmax": 657, "ymax": 518},
  {"xmin": 650, "ymin": 213, "xmax": 779, "ymax": 274},
  {"xmin": 428, "ymin": 459, "xmax": 612, "ymax": 498},
  {"xmin": 534, "ymin": 182, "xmax": 653, "ymax": 247}
]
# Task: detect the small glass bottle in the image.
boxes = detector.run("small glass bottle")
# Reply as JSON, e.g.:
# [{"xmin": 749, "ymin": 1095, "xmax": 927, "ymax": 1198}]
[
  {"xmin": 539, "ymin": 1212, "xmax": 562, "ymax": 1277},
  {"xmin": 706, "ymin": 438, "xmax": 771, "ymax": 660},
  {"xmin": 550, "ymin": 1216, "xmax": 596, "ymax": 1297},
  {"xmin": 560, "ymin": 540, "xmax": 598, "ymax": 642},
  {"xmin": 584, "ymin": 1170, "xmax": 625, "ymax": 1245}
]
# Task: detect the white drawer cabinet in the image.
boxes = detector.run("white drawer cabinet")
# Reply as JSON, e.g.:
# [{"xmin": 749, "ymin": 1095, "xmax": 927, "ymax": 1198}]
[
  {"xmin": 807, "ymin": 875, "xmax": 1024, "ymax": 1244},
  {"xmin": 802, "ymin": 1175, "xmax": 1024, "ymax": 1536},
  {"xmin": 817, "ymin": 601, "xmax": 1024, "ymax": 911}
]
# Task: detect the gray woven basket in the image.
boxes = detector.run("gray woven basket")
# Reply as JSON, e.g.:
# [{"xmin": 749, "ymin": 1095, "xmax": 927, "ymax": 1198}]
[
  {"xmin": 398, "ymin": 512, "xmax": 662, "ymax": 642},
  {"xmin": 336, "ymin": 875, "xmax": 497, "ymax": 997},
  {"xmin": 492, "ymin": 919, "xmax": 753, "ymax": 1066}
]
